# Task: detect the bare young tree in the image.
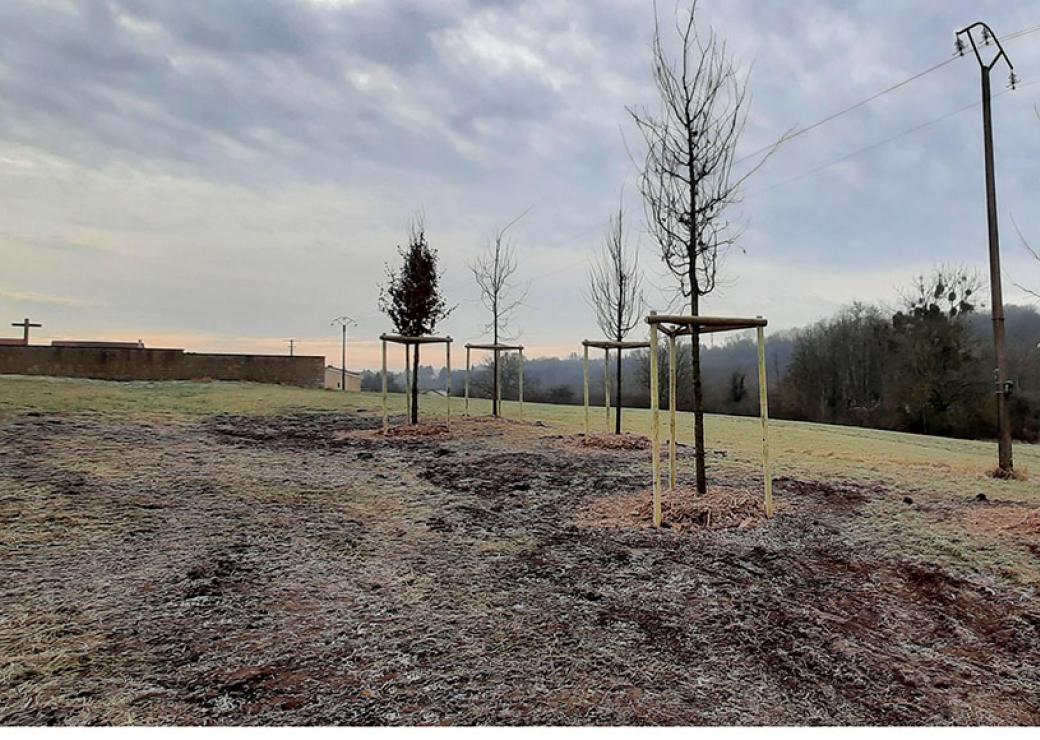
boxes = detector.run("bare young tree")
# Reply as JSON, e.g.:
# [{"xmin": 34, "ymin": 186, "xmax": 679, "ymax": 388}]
[
  {"xmin": 587, "ymin": 200, "xmax": 644, "ymax": 433},
  {"xmin": 629, "ymin": 1, "xmax": 778, "ymax": 493},
  {"xmin": 471, "ymin": 210, "xmax": 529, "ymax": 416}
]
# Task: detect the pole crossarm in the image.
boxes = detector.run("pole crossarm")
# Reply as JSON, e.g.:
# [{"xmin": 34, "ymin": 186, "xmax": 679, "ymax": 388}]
[
  {"xmin": 956, "ymin": 21, "xmax": 1014, "ymax": 73},
  {"xmin": 645, "ymin": 311, "xmax": 774, "ymax": 526}
]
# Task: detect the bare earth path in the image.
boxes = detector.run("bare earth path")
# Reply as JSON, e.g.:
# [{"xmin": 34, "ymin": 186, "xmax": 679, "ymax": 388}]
[{"xmin": 2, "ymin": 407, "xmax": 1039, "ymax": 725}]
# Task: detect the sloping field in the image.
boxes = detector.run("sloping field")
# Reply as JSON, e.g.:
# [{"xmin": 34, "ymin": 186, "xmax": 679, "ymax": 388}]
[{"xmin": 1, "ymin": 376, "xmax": 1038, "ymax": 725}]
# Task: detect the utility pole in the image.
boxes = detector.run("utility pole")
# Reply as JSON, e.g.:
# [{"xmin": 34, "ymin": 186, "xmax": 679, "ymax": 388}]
[
  {"xmin": 330, "ymin": 315, "xmax": 357, "ymax": 392},
  {"xmin": 285, "ymin": 338, "xmax": 297, "ymax": 357},
  {"xmin": 956, "ymin": 21, "xmax": 1016, "ymax": 475}
]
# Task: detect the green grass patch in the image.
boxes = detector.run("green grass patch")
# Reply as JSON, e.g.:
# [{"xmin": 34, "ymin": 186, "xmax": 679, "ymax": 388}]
[{"xmin": 2, "ymin": 374, "xmax": 1037, "ymax": 500}]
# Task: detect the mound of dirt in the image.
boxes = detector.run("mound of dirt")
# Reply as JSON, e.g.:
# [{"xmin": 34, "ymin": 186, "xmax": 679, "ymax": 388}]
[
  {"xmin": 573, "ymin": 433, "xmax": 652, "ymax": 451},
  {"xmin": 380, "ymin": 422, "xmax": 450, "ymax": 438},
  {"xmin": 207, "ymin": 411, "xmax": 380, "ymax": 446},
  {"xmin": 577, "ymin": 486, "xmax": 775, "ymax": 531},
  {"xmin": 967, "ymin": 504, "xmax": 1040, "ymax": 537}
]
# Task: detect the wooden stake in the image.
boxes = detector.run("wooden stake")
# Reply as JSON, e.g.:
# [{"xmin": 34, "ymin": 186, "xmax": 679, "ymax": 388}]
[
  {"xmin": 518, "ymin": 348, "xmax": 524, "ymax": 420},
  {"xmin": 757, "ymin": 323, "xmax": 774, "ymax": 518},
  {"xmin": 464, "ymin": 346, "xmax": 471, "ymax": 415},
  {"xmin": 445, "ymin": 340, "xmax": 451, "ymax": 426},
  {"xmin": 404, "ymin": 343, "xmax": 412, "ymax": 423},
  {"xmin": 649, "ymin": 321, "xmax": 661, "ymax": 527},
  {"xmin": 603, "ymin": 348, "xmax": 611, "ymax": 433},
  {"xmin": 495, "ymin": 348, "xmax": 502, "ymax": 417},
  {"xmin": 668, "ymin": 333, "xmax": 677, "ymax": 491},
  {"xmin": 381, "ymin": 338, "xmax": 388, "ymax": 433},
  {"xmin": 583, "ymin": 344, "xmax": 590, "ymax": 441}
]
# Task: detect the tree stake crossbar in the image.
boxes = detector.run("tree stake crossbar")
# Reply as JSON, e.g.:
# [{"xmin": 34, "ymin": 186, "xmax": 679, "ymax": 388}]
[
  {"xmin": 464, "ymin": 343, "xmax": 525, "ymax": 419},
  {"xmin": 646, "ymin": 313, "xmax": 773, "ymax": 527},
  {"xmin": 581, "ymin": 339, "xmax": 651, "ymax": 439},
  {"xmin": 380, "ymin": 333, "xmax": 453, "ymax": 432}
]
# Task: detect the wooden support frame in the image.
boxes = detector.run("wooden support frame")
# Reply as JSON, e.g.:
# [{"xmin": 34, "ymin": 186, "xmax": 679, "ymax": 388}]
[
  {"xmin": 646, "ymin": 313, "xmax": 773, "ymax": 527},
  {"xmin": 580, "ymin": 339, "xmax": 651, "ymax": 439},
  {"xmin": 463, "ymin": 343, "xmax": 525, "ymax": 419},
  {"xmin": 379, "ymin": 333, "xmax": 453, "ymax": 432}
]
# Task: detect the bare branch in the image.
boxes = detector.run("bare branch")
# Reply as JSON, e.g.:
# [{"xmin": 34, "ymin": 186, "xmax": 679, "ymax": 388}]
[
  {"xmin": 1010, "ymin": 213, "xmax": 1040, "ymax": 299},
  {"xmin": 628, "ymin": 0, "xmax": 779, "ymax": 303}
]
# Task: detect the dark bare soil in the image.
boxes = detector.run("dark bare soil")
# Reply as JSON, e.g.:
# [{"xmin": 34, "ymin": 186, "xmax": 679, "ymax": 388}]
[{"xmin": 2, "ymin": 409, "xmax": 1039, "ymax": 725}]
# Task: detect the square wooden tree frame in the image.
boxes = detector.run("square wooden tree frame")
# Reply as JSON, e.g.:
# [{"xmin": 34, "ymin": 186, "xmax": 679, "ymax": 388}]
[
  {"xmin": 380, "ymin": 333, "xmax": 453, "ymax": 432},
  {"xmin": 463, "ymin": 343, "xmax": 525, "ymax": 419},
  {"xmin": 646, "ymin": 313, "xmax": 774, "ymax": 527},
  {"xmin": 581, "ymin": 339, "xmax": 651, "ymax": 439}
]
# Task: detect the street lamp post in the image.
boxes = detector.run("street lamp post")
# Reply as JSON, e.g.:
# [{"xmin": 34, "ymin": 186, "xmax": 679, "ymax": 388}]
[{"xmin": 331, "ymin": 316, "xmax": 358, "ymax": 392}]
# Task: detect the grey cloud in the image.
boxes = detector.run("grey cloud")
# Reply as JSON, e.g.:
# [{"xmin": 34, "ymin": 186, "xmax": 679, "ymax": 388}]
[
  {"xmin": 1, "ymin": 0, "xmax": 610, "ymax": 188},
  {"xmin": 2, "ymin": 0, "xmax": 1038, "ymax": 350}
]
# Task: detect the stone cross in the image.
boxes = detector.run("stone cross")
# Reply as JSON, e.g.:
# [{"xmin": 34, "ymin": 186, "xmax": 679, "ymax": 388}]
[{"xmin": 11, "ymin": 318, "xmax": 42, "ymax": 344}]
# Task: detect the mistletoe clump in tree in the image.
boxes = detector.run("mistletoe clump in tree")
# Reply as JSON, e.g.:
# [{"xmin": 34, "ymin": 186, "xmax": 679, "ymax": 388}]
[{"xmin": 379, "ymin": 215, "xmax": 453, "ymax": 424}]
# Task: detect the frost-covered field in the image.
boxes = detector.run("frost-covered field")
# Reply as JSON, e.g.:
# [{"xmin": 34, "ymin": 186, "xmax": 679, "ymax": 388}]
[{"xmin": 1, "ymin": 376, "xmax": 1038, "ymax": 725}]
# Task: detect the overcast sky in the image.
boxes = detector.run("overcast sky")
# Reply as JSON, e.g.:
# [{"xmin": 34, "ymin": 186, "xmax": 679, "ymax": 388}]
[{"xmin": 2, "ymin": 0, "xmax": 1038, "ymax": 369}]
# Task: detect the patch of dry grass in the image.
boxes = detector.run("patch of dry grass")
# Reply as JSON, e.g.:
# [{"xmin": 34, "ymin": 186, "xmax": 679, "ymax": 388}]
[{"xmin": 3, "ymin": 375, "xmax": 1037, "ymax": 504}]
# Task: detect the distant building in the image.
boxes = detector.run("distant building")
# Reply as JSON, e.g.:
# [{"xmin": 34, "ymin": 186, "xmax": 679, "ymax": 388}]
[
  {"xmin": 324, "ymin": 365, "xmax": 362, "ymax": 391},
  {"xmin": 51, "ymin": 339, "xmax": 146, "ymax": 349}
]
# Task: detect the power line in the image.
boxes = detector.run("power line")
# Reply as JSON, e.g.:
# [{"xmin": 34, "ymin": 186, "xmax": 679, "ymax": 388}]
[
  {"xmin": 748, "ymin": 101, "xmax": 979, "ymax": 197},
  {"xmin": 746, "ymin": 81, "xmax": 1039, "ymax": 199},
  {"xmin": 735, "ymin": 57, "xmax": 958, "ymax": 166},
  {"xmin": 735, "ymin": 23, "xmax": 1040, "ymax": 167}
]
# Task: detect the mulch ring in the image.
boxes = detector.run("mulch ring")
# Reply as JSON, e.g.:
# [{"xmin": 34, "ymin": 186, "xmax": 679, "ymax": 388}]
[
  {"xmin": 576, "ymin": 485, "xmax": 778, "ymax": 532},
  {"xmin": 560, "ymin": 432, "xmax": 652, "ymax": 451}
]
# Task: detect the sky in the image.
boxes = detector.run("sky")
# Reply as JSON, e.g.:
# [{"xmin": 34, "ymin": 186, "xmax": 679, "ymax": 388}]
[{"xmin": 2, "ymin": 0, "xmax": 1039, "ymax": 370}]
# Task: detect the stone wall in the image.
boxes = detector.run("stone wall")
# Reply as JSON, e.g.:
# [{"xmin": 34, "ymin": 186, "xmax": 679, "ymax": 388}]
[{"xmin": 0, "ymin": 346, "xmax": 324, "ymax": 388}]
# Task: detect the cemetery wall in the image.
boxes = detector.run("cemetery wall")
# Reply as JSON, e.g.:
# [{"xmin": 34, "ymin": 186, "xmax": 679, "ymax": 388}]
[{"xmin": 0, "ymin": 346, "xmax": 324, "ymax": 388}]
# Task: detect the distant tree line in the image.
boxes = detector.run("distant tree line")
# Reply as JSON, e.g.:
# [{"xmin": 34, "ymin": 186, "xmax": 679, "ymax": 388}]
[
  {"xmin": 775, "ymin": 273, "xmax": 1040, "ymax": 441},
  {"xmin": 362, "ymin": 281, "xmax": 1040, "ymax": 443}
]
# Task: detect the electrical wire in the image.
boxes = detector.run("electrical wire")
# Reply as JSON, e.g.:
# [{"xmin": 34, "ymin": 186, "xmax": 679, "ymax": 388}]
[
  {"xmin": 735, "ymin": 24, "xmax": 1040, "ymax": 167},
  {"xmin": 746, "ymin": 80, "xmax": 1038, "ymax": 199}
]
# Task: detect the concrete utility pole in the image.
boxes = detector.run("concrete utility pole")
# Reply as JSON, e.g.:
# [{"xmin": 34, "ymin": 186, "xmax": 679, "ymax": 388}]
[
  {"xmin": 330, "ymin": 315, "xmax": 357, "ymax": 391},
  {"xmin": 956, "ymin": 21, "xmax": 1016, "ymax": 475},
  {"xmin": 11, "ymin": 318, "xmax": 42, "ymax": 345},
  {"xmin": 285, "ymin": 338, "xmax": 297, "ymax": 357}
]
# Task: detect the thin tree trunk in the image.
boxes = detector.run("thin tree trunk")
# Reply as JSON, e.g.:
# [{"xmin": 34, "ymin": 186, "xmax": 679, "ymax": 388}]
[
  {"xmin": 411, "ymin": 344, "xmax": 420, "ymax": 424},
  {"xmin": 492, "ymin": 317, "xmax": 499, "ymax": 417},
  {"xmin": 615, "ymin": 338, "xmax": 623, "ymax": 434},
  {"xmin": 690, "ymin": 292, "xmax": 707, "ymax": 494}
]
